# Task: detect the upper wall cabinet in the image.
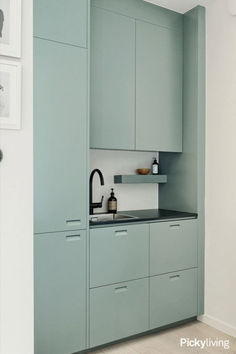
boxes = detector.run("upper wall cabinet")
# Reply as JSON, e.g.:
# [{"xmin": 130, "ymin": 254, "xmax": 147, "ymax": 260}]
[
  {"xmin": 34, "ymin": 0, "xmax": 88, "ymax": 48},
  {"xmin": 90, "ymin": 7, "xmax": 136, "ymax": 150},
  {"xmin": 136, "ymin": 20, "xmax": 183, "ymax": 152},
  {"xmin": 34, "ymin": 38, "xmax": 88, "ymax": 234}
]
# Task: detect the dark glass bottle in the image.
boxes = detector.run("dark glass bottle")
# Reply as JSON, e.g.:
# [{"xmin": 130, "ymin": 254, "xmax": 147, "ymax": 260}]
[
  {"xmin": 108, "ymin": 188, "xmax": 117, "ymax": 214},
  {"xmin": 152, "ymin": 158, "xmax": 159, "ymax": 175}
]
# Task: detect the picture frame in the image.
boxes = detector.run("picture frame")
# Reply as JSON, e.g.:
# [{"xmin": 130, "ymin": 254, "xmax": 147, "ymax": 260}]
[
  {"xmin": 0, "ymin": 0, "xmax": 21, "ymax": 58},
  {"xmin": 0, "ymin": 60, "xmax": 21, "ymax": 130}
]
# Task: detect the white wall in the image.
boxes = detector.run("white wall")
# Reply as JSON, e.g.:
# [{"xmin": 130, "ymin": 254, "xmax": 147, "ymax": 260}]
[
  {"xmin": 0, "ymin": 1, "xmax": 235, "ymax": 352},
  {"xmin": 203, "ymin": 0, "xmax": 236, "ymax": 337},
  {"xmin": 90, "ymin": 149, "xmax": 158, "ymax": 212},
  {"xmin": 0, "ymin": 0, "xmax": 34, "ymax": 353}
]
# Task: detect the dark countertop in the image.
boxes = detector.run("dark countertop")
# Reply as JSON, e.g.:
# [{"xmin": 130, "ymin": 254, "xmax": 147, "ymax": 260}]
[{"xmin": 90, "ymin": 209, "xmax": 197, "ymax": 228}]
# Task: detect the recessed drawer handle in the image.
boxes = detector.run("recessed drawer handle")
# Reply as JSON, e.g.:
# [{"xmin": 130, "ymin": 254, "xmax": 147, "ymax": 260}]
[
  {"xmin": 115, "ymin": 230, "xmax": 128, "ymax": 236},
  {"xmin": 114, "ymin": 286, "xmax": 128, "ymax": 293},
  {"xmin": 66, "ymin": 219, "xmax": 81, "ymax": 226},
  {"xmin": 169, "ymin": 275, "xmax": 180, "ymax": 280},
  {"xmin": 170, "ymin": 224, "xmax": 180, "ymax": 229},
  {"xmin": 66, "ymin": 234, "xmax": 81, "ymax": 241}
]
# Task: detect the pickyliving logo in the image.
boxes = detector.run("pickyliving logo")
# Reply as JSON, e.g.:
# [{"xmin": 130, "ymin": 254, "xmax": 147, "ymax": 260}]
[{"xmin": 180, "ymin": 337, "xmax": 230, "ymax": 350}]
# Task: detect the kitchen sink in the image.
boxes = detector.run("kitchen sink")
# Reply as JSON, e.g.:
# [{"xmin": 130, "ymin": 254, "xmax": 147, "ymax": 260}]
[{"xmin": 89, "ymin": 213, "xmax": 138, "ymax": 223}]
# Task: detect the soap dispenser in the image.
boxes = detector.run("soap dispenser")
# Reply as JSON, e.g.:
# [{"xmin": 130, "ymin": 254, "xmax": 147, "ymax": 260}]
[{"xmin": 108, "ymin": 188, "xmax": 117, "ymax": 214}]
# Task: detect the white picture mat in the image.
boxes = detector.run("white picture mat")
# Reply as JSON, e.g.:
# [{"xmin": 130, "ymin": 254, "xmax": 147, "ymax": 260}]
[
  {"xmin": 0, "ymin": 60, "xmax": 21, "ymax": 129},
  {"xmin": 0, "ymin": 0, "xmax": 21, "ymax": 57},
  {"xmin": 0, "ymin": 0, "xmax": 10, "ymax": 44},
  {"xmin": 0, "ymin": 70, "xmax": 10, "ymax": 117}
]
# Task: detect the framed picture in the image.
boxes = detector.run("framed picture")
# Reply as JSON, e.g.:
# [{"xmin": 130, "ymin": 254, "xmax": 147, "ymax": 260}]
[
  {"xmin": 0, "ymin": 0, "xmax": 21, "ymax": 57},
  {"xmin": 0, "ymin": 60, "xmax": 21, "ymax": 130}
]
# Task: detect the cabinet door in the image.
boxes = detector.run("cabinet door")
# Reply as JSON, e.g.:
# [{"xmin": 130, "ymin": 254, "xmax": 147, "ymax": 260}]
[
  {"xmin": 34, "ymin": 0, "xmax": 88, "ymax": 48},
  {"xmin": 150, "ymin": 220, "xmax": 197, "ymax": 276},
  {"xmin": 90, "ymin": 7, "xmax": 135, "ymax": 150},
  {"xmin": 34, "ymin": 38, "xmax": 87, "ymax": 234},
  {"xmin": 136, "ymin": 20, "xmax": 183, "ymax": 152},
  {"xmin": 150, "ymin": 269, "xmax": 197, "ymax": 329},
  {"xmin": 90, "ymin": 278, "xmax": 149, "ymax": 348},
  {"xmin": 34, "ymin": 231, "xmax": 86, "ymax": 354},
  {"xmin": 90, "ymin": 224, "xmax": 149, "ymax": 288}
]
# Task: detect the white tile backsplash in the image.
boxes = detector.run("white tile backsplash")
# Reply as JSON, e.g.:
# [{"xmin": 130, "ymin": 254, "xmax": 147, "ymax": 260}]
[{"xmin": 90, "ymin": 149, "xmax": 158, "ymax": 213}]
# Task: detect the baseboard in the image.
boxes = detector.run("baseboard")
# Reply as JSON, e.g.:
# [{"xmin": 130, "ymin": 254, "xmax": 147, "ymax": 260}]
[{"xmin": 198, "ymin": 315, "xmax": 236, "ymax": 338}]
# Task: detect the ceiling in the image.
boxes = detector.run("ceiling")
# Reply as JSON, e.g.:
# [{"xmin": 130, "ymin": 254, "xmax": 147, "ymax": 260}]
[{"xmin": 143, "ymin": 0, "xmax": 209, "ymax": 13}]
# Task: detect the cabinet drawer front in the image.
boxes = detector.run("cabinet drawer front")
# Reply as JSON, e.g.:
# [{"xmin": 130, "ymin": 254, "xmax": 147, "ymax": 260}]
[
  {"xmin": 150, "ymin": 220, "xmax": 197, "ymax": 275},
  {"xmin": 34, "ymin": 231, "xmax": 86, "ymax": 354},
  {"xmin": 150, "ymin": 268, "xmax": 197, "ymax": 329},
  {"xmin": 90, "ymin": 278, "xmax": 149, "ymax": 347},
  {"xmin": 90, "ymin": 224, "xmax": 149, "ymax": 287}
]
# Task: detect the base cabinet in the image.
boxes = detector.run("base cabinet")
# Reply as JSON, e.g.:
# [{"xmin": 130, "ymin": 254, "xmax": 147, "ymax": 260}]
[
  {"xmin": 90, "ymin": 278, "xmax": 149, "ymax": 348},
  {"xmin": 150, "ymin": 268, "xmax": 198, "ymax": 329},
  {"xmin": 89, "ymin": 221, "xmax": 198, "ymax": 348},
  {"xmin": 34, "ymin": 231, "xmax": 86, "ymax": 354}
]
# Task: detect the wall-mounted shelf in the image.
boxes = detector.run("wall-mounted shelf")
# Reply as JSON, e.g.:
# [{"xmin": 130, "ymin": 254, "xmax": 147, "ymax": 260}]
[{"xmin": 114, "ymin": 175, "xmax": 167, "ymax": 184}]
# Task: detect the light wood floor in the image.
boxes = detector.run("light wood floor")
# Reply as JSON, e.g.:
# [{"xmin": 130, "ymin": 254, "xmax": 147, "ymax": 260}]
[{"xmin": 91, "ymin": 321, "xmax": 236, "ymax": 354}]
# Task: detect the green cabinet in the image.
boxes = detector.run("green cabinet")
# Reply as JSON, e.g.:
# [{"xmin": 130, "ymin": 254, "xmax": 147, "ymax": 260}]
[
  {"xmin": 34, "ymin": 38, "xmax": 87, "ymax": 234},
  {"xmin": 90, "ymin": 278, "xmax": 149, "ymax": 347},
  {"xmin": 34, "ymin": 231, "xmax": 86, "ymax": 354},
  {"xmin": 150, "ymin": 220, "xmax": 198, "ymax": 276},
  {"xmin": 150, "ymin": 268, "xmax": 197, "ymax": 329},
  {"xmin": 90, "ymin": 224, "xmax": 149, "ymax": 288},
  {"xmin": 89, "ymin": 219, "xmax": 199, "ymax": 346},
  {"xmin": 34, "ymin": 0, "xmax": 88, "ymax": 48},
  {"xmin": 136, "ymin": 20, "xmax": 183, "ymax": 152},
  {"xmin": 90, "ymin": 7, "xmax": 135, "ymax": 150},
  {"xmin": 90, "ymin": 5, "xmax": 183, "ymax": 152}
]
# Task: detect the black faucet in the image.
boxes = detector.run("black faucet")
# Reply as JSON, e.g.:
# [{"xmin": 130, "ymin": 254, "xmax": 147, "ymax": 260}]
[{"xmin": 90, "ymin": 169, "xmax": 105, "ymax": 215}]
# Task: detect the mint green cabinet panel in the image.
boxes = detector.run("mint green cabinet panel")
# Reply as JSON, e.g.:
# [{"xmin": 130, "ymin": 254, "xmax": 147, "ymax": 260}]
[
  {"xmin": 92, "ymin": 0, "xmax": 183, "ymax": 31},
  {"xmin": 150, "ymin": 269, "xmax": 197, "ymax": 329},
  {"xmin": 90, "ymin": 224, "xmax": 149, "ymax": 288},
  {"xmin": 150, "ymin": 220, "xmax": 197, "ymax": 276},
  {"xmin": 34, "ymin": 0, "xmax": 87, "ymax": 47},
  {"xmin": 90, "ymin": 7, "xmax": 135, "ymax": 150},
  {"xmin": 90, "ymin": 278, "xmax": 149, "ymax": 347},
  {"xmin": 136, "ymin": 20, "xmax": 183, "ymax": 152},
  {"xmin": 34, "ymin": 38, "xmax": 87, "ymax": 234},
  {"xmin": 34, "ymin": 231, "xmax": 86, "ymax": 354}
]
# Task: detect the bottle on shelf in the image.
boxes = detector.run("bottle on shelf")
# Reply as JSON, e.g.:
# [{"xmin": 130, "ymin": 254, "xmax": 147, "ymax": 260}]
[
  {"xmin": 152, "ymin": 158, "xmax": 159, "ymax": 175},
  {"xmin": 108, "ymin": 188, "xmax": 117, "ymax": 214}
]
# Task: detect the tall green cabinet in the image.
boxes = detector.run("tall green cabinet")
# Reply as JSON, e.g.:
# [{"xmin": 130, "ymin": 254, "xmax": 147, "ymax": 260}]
[
  {"xmin": 34, "ymin": 39, "xmax": 88, "ymax": 234},
  {"xmin": 34, "ymin": 0, "xmax": 89, "ymax": 353}
]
